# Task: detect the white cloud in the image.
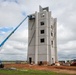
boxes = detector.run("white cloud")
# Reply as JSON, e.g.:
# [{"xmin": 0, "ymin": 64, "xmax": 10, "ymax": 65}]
[
  {"xmin": 58, "ymin": 41, "xmax": 76, "ymax": 50},
  {"xmin": 0, "ymin": 0, "xmax": 76, "ymax": 61},
  {"xmin": 0, "ymin": 1, "xmax": 26, "ymax": 27}
]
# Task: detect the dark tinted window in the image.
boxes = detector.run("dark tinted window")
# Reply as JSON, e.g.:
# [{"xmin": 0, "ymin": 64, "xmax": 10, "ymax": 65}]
[
  {"xmin": 51, "ymin": 41, "xmax": 53, "ymax": 47},
  {"xmin": 41, "ymin": 30, "xmax": 44, "ymax": 34},
  {"xmin": 40, "ymin": 38, "xmax": 45, "ymax": 43},
  {"xmin": 41, "ymin": 22, "xmax": 44, "ymax": 25}
]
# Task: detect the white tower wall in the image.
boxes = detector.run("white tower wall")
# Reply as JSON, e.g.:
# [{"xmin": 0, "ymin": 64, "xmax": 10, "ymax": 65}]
[{"xmin": 27, "ymin": 6, "xmax": 58, "ymax": 65}]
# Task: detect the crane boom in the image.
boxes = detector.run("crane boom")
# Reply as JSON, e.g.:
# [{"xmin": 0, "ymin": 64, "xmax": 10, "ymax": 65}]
[{"xmin": 0, "ymin": 16, "xmax": 28, "ymax": 47}]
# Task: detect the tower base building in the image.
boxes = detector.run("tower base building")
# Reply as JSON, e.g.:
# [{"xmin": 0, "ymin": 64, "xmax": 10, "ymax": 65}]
[{"xmin": 27, "ymin": 6, "xmax": 58, "ymax": 65}]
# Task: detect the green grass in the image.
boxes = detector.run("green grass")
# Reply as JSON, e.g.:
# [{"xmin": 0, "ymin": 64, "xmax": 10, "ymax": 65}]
[{"xmin": 0, "ymin": 69, "xmax": 75, "ymax": 75}]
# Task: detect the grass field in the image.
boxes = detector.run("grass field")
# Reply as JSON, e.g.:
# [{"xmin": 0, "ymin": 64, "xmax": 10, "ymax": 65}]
[{"xmin": 0, "ymin": 69, "xmax": 75, "ymax": 75}]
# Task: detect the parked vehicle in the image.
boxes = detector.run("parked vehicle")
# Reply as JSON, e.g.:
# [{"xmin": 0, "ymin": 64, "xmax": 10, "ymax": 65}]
[{"xmin": 70, "ymin": 59, "xmax": 76, "ymax": 66}]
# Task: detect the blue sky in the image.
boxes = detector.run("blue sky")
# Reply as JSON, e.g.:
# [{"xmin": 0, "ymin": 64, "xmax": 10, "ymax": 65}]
[
  {"xmin": 0, "ymin": 27, "xmax": 13, "ymax": 33},
  {"xmin": 0, "ymin": 0, "xmax": 76, "ymax": 61}
]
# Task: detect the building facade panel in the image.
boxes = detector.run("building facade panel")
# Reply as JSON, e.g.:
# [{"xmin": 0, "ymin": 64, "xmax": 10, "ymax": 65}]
[
  {"xmin": 38, "ymin": 45, "xmax": 47, "ymax": 54},
  {"xmin": 38, "ymin": 55, "xmax": 47, "ymax": 61},
  {"xmin": 28, "ymin": 46, "xmax": 35, "ymax": 54}
]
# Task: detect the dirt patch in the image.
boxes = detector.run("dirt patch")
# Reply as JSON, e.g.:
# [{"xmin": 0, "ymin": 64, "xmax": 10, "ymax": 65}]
[{"xmin": 4, "ymin": 64, "xmax": 76, "ymax": 74}]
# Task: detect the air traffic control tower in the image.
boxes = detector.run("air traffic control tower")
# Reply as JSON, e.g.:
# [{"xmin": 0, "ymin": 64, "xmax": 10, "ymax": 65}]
[{"xmin": 27, "ymin": 6, "xmax": 57, "ymax": 65}]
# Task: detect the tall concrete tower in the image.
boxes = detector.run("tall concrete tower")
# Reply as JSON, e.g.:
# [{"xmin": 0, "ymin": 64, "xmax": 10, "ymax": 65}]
[{"xmin": 27, "ymin": 6, "xmax": 57, "ymax": 65}]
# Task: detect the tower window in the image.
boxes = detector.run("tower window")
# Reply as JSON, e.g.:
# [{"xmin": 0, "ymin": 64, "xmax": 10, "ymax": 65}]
[
  {"xmin": 51, "ymin": 32, "xmax": 53, "ymax": 36},
  {"xmin": 51, "ymin": 41, "xmax": 53, "ymax": 45},
  {"xmin": 40, "ymin": 38, "xmax": 45, "ymax": 43},
  {"xmin": 40, "ymin": 22, "xmax": 44, "ymax": 25},
  {"xmin": 42, "ymin": 14, "xmax": 45, "ymax": 17},
  {"xmin": 41, "ymin": 13, "xmax": 45, "ymax": 17},
  {"xmin": 40, "ymin": 30, "xmax": 44, "ymax": 34}
]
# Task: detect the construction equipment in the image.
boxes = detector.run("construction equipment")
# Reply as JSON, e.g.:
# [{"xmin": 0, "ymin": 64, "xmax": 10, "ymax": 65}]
[
  {"xmin": 0, "ymin": 15, "xmax": 35, "ymax": 48},
  {"xmin": 0, "ymin": 16, "xmax": 28, "ymax": 48}
]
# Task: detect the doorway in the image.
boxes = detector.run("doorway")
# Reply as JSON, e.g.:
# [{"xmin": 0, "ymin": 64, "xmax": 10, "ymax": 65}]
[{"xmin": 29, "ymin": 57, "xmax": 32, "ymax": 64}]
